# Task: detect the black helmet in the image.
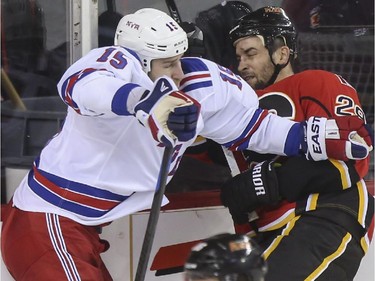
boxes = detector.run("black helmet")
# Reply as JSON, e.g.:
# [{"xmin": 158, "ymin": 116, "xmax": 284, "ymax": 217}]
[
  {"xmin": 193, "ymin": 1, "xmax": 253, "ymax": 71},
  {"xmin": 229, "ymin": 6, "xmax": 297, "ymax": 56},
  {"xmin": 184, "ymin": 233, "xmax": 267, "ymax": 281}
]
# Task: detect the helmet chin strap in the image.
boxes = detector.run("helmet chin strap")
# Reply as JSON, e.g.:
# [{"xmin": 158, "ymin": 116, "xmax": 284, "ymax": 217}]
[
  {"xmin": 264, "ymin": 49, "xmax": 291, "ymax": 88},
  {"xmin": 265, "ymin": 63, "xmax": 282, "ymax": 87}
]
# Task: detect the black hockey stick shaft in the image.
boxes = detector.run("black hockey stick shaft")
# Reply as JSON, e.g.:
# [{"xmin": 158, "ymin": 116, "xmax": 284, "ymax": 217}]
[
  {"xmin": 165, "ymin": 0, "xmax": 182, "ymax": 23},
  {"xmin": 134, "ymin": 146, "xmax": 174, "ymax": 281}
]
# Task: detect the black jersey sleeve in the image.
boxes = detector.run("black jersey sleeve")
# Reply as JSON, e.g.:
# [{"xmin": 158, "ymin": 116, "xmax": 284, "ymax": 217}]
[{"xmin": 276, "ymin": 157, "xmax": 361, "ymax": 201}]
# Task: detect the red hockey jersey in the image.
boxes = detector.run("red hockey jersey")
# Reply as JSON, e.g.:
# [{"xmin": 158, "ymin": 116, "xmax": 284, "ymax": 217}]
[{"xmin": 239, "ymin": 70, "xmax": 372, "ymax": 248}]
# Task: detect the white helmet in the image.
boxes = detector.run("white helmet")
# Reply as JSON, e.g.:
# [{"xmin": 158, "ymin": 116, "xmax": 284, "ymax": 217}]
[{"xmin": 114, "ymin": 8, "xmax": 188, "ymax": 73}]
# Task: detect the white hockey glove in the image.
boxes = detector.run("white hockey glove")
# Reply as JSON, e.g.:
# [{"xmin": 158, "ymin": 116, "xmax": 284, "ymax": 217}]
[
  {"xmin": 302, "ymin": 116, "xmax": 373, "ymax": 161},
  {"xmin": 134, "ymin": 76, "xmax": 201, "ymax": 147}
]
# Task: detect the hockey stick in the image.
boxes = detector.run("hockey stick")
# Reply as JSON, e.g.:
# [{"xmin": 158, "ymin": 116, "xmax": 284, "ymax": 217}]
[
  {"xmin": 143, "ymin": 149, "xmax": 252, "ymax": 274},
  {"xmin": 165, "ymin": 0, "xmax": 182, "ymax": 23},
  {"xmin": 134, "ymin": 146, "xmax": 174, "ymax": 281},
  {"xmin": 1, "ymin": 68, "xmax": 27, "ymax": 110}
]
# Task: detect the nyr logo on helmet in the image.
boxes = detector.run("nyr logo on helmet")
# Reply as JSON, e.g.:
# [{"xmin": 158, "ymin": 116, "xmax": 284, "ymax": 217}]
[{"xmin": 126, "ymin": 21, "xmax": 140, "ymax": 30}]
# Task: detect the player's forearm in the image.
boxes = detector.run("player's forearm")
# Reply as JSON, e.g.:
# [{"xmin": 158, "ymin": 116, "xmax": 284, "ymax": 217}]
[
  {"xmin": 58, "ymin": 69, "xmax": 148, "ymax": 117},
  {"xmin": 276, "ymin": 157, "xmax": 361, "ymax": 201}
]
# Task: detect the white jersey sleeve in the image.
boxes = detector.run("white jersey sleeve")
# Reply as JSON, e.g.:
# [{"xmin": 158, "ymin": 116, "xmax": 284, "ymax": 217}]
[
  {"xmin": 180, "ymin": 57, "xmax": 301, "ymax": 156},
  {"xmin": 57, "ymin": 46, "xmax": 153, "ymax": 117}
]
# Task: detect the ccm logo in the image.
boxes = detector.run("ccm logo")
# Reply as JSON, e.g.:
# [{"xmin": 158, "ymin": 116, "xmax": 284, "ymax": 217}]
[
  {"xmin": 310, "ymin": 117, "xmax": 322, "ymax": 154},
  {"xmin": 252, "ymin": 164, "xmax": 266, "ymax": 196}
]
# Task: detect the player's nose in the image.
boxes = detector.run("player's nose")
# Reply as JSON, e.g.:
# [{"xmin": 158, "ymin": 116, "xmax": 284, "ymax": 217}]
[
  {"xmin": 237, "ymin": 57, "xmax": 248, "ymax": 72},
  {"xmin": 172, "ymin": 67, "xmax": 184, "ymax": 87}
]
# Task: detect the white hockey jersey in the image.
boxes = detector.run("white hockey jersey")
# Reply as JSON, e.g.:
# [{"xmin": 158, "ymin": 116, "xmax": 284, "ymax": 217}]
[{"xmin": 13, "ymin": 47, "xmax": 300, "ymax": 225}]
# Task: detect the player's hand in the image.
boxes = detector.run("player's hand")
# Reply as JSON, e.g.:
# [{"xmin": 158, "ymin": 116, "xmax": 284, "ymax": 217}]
[
  {"xmin": 135, "ymin": 76, "xmax": 201, "ymax": 147},
  {"xmin": 303, "ymin": 116, "xmax": 373, "ymax": 161},
  {"xmin": 220, "ymin": 161, "xmax": 279, "ymax": 224}
]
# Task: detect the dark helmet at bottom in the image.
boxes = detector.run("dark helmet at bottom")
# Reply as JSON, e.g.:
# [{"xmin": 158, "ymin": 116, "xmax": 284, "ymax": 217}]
[
  {"xmin": 184, "ymin": 233, "xmax": 267, "ymax": 281},
  {"xmin": 229, "ymin": 6, "xmax": 297, "ymax": 57}
]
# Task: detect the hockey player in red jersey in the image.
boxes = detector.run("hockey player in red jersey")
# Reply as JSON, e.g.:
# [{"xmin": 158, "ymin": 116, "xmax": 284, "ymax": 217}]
[
  {"xmin": 221, "ymin": 6, "xmax": 374, "ymax": 280},
  {"xmin": 1, "ymin": 7, "xmax": 372, "ymax": 281}
]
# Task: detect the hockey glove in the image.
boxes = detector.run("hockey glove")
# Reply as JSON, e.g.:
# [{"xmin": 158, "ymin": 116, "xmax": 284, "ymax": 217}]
[
  {"xmin": 135, "ymin": 76, "xmax": 201, "ymax": 147},
  {"xmin": 180, "ymin": 22, "xmax": 206, "ymax": 58},
  {"xmin": 302, "ymin": 116, "xmax": 373, "ymax": 161},
  {"xmin": 220, "ymin": 161, "xmax": 279, "ymax": 224}
]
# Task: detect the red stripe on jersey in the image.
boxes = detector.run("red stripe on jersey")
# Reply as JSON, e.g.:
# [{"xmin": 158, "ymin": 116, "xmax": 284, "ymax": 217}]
[
  {"xmin": 65, "ymin": 75, "xmax": 79, "ymax": 111},
  {"xmin": 180, "ymin": 73, "xmax": 210, "ymax": 87},
  {"xmin": 230, "ymin": 110, "xmax": 269, "ymax": 151},
  {"xmin": 33, "ymin": 166, "xmax": 120, "ymax": 211}
]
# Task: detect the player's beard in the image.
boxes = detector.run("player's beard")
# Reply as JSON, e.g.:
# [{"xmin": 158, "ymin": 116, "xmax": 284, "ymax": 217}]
[
  {"xmin": 241, "ymin": 61, "xmax": 276, "ymax": 90},
  {"xmin": 253, "ymin": 78, "xmax": 269, "ymax": 90}
]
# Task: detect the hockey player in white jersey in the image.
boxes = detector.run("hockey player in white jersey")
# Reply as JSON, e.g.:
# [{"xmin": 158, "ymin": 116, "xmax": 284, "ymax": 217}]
[{"xmin": 1, "ymin": 8, "xmax": 372, "ymax": 281}]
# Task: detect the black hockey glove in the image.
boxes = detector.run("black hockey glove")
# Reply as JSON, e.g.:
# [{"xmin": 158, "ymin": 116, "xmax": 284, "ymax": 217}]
[{"xmin": 220, "ymin": 161, "xmax": 279, "ymax": 224}]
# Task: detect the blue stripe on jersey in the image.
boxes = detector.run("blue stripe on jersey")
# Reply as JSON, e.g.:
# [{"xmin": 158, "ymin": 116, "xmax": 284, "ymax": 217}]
[
  {"xmin": 28, "ymin": 164, "xmax": 132, "ymax": 217},
  {"xmin": 60, "ymin": 68, "xmax": 101, "ymax": 113},
  {"xmin": 28, "ymin": 171, "xmax": 108, "ymax": 217},
  {"xmin": 180, "ymin": 58, "xmax": 213, "ymax": 92},
  {"xmin": 112, "ymin": 83, "xmax": 140, "ymax": 115},
  {"xmin": 222, "ymin": 108, "xmax": 265, "ymax": 150},
  {"xmin": 32, "ymin": 157, "xmax": 128, "ymax": 201},
  {"xmin": 284, "ymin": 122, "xmax": 302, "ymax": 156},
  {"xmin": 123, "ymin": 47, "xmax": 141, "ymax": 63},
  {"xmin": 181, "ymin": 81, "xmax": 212, "ymax": 93},
  {"xmin": 36, "ymin": 168, "xmax": 128, "ymax": 202},
  {"xmin": 181, "ymin": 57, "xmax": 209, "ymax": 73},
  {"xmin": 60, "ymin": 78, "xmax": 79, "ymax": 110}
]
